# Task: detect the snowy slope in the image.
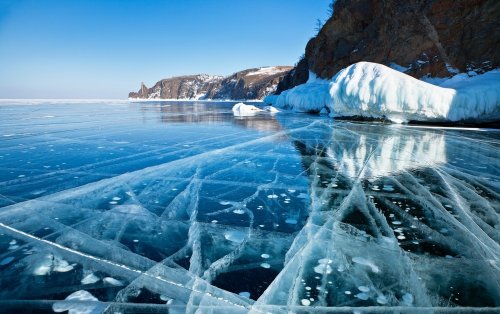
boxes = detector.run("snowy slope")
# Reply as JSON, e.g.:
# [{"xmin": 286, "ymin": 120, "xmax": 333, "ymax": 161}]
[{"xmin": 269, "ymin": 62, "xmax": 500, "ymax": 123}]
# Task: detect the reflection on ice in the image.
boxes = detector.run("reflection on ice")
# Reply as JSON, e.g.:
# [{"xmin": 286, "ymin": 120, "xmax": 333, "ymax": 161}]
[
  {"xmin": 327, "ymin": 132, "xmax": 446, "ymax": 178},
  {"xmin": 0, "ymin": 101, "xmax": 498, "ymax": 312}
]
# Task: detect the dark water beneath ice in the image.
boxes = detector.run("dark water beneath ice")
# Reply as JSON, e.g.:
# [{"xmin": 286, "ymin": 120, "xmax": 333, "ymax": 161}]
[{"xmin": 0, "ymin": 100, "xmax": 498, "ymax": 313}]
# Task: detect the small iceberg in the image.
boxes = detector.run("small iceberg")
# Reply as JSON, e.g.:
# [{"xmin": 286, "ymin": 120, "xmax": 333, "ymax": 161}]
[{"xmin": 232, "ymin": 102, "xmax": 263, "ymax": 116}]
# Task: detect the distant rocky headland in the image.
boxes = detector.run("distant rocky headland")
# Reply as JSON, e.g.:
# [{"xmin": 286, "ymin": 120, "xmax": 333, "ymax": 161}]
[{"xmin": 128, "ymin": 66, "xmax": 292, "ymax": 100}]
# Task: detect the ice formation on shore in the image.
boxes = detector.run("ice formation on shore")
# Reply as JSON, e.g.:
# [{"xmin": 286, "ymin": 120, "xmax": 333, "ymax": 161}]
[{"xmin": 268, "ymin": 62, "xmax": 500, "ymax": 123}]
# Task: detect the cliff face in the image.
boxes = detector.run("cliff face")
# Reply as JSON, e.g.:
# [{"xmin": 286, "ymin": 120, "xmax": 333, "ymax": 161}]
[
  {"xmin": 129, "ymin": 66, "xmax": 292, "ymax": 100},
  {"xmin": 128, "ymin": 75, "xmax": 223, "ymax": 100},
  {"xmin": 279, "ymin": 0, "xmax": 500, "ymax": 92}
]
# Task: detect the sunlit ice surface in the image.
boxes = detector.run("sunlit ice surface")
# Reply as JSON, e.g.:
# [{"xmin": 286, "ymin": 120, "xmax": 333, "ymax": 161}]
[{"xmin": 0, "ymin": 100, "xmax": 498, "ymax": 313}]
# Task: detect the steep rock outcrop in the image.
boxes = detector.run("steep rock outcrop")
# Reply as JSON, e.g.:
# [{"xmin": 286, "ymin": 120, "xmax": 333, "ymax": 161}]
[
  {"xmin": 129, "ymin": 66, "xmax": 292, "ymax": 100},
  {"xmin": 279, "ymin": 0, "xmax": 500, "ymax": 92},
  {"xmin": 129, "ymin": 75, "xmax": 223, "ymax": 100}
]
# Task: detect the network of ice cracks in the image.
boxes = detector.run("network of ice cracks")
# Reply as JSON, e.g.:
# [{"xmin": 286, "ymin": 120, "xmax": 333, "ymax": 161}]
[{"xmin": 0, "ymin": 103, "xmax": 499, "ymax": 313}]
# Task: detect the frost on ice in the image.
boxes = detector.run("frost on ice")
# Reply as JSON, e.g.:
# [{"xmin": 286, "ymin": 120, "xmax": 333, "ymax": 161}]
[
  {"xmin": 0, "ymin": 102, "xmax": 498, "ymax": 312},
  {"xmin": 269, "ymin": 61, "xmax": 500, "ymax": 123}
]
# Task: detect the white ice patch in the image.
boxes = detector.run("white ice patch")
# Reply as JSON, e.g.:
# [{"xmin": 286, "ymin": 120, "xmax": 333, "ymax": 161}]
[
  {"xmin": 402, "ymin": 293, "xmax": 414, "ymax": 305},
  {"xmin": 32, "ymin": 254, "xmax": 74, "ymax": 275},
  {"xmin": 52, "ymin": 290, "xmax": 103, "ymax": 314},
  {"xmin": 224, "ymin": 231, "xmax": 246, "ymax": 244},
  {"xmin": 232, "ymin": 103, "xmax": 263, "ymax": 116},
  {"xmin": 81, "ymin": 273, "xmax": 100, "ymax": 285},
  {"xmin": 355, "ymin": 292, "xmax": 369, "ymax": 300},
  {"xmin": 376, "ymin": 295, "xmax": 388, "ymax": 304},
  {"xmin": 103, "ymin": 277, "xmax": 123, "ymax": 286},
  {"xmin": 53, "ymin": 259, "xmax": 74, "ymax": 273},
  {"xmin": 260, "ymin": 262, "xmax": 271, "ymax": 269},
  {"xmin": 358, "ymin": 285, "xmax": 370, "ymax": 292},
  {"xmin": 301, "ymin": 299, "xmax": 311, "ymax": 306},
  {"xmin": 314, "ymin": 262, "xmax": 333, "ymax": 275},
  {"xmin": 238, "ymin": 291, "xmax": 251, "ymax": 298}
]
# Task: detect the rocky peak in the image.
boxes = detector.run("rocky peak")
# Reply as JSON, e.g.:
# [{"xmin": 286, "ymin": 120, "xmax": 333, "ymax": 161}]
[{"xmin": 278, "ymin": 0, "xmax": 499, "ymax": 93}]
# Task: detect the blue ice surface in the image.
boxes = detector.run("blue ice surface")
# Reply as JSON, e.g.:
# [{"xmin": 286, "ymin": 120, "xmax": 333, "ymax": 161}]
[{"xmin": 0, "ymin": 100, "xmax": 498, "ymax": 313}]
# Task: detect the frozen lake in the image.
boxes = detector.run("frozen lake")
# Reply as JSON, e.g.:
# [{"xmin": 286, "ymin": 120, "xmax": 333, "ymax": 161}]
[{"xmin": 0, "ymin": 100, "xmax": 499, "ymax": 313}]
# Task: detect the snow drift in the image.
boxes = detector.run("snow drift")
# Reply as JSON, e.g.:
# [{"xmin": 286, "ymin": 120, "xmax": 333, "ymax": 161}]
[{"xmin": 269, "ymin": 62, "xmax": 500, "ymax": 123}]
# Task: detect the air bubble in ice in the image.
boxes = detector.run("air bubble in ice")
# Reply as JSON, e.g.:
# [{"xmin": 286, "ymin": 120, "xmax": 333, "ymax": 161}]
[
  {"xmin": 160, "ymin": 295, "xmax": 170, "ymax": 302},
  {"xmin": 285, "ymin": 218, "xmax": 298, "ymax": 224},
  {"xmin": 267, "ymin": 194, "xmax": 278, "ymax": 199},
  {"xmin": 314, "ymin": 263, "xmax": 333, "ymax": 275},
  {"xmin": 81, "ymin": 273, "xmax": 99, "ymax": 285},
  {"xmin": 355, "ymin": 292, "xmax": 369, "ymax": 300},
  {"xmin": 103, "ymin": 277, "xmax": 123, "ymax": 286},
  {"xmin": 0, "ymin": 256, "xmax": 14, "ymax": 266},
  {"xmin": 383, "ymin": 185, "xmax": 394, "ymax": 192},
  {"xmin": 261, "ymin": 254, "xmax": 270, "ymax": 259},
  {"xmin": 318, "ymin": 258, "xmax": 333, "ymax": 264},
  {"xmin": 402, "ymin": 293, "xmax": 414, "ymax": 305},
  {"xmin": 233, "ymin": 209, "xmax": 245, "ymax": 215},
  {"xmin": 376, "ymin": 295, "xmax": 388, "ymax": 304},
  {"xmin": 301, "ymin": 299, "xmax": 311, "ymax": 306},
  {"xmin": 224, "ymin": 231, "xmax": 246, "ymax": 244},
  {"xmin": 238, "ymin": 291, "xmax": 251, "ymax": 298},
  {"xmin": 358, "ymin": 286, "xmax": 370, "ymax": 292},
  {"xmin": 260, "ymin": 263, "xmax": 271, "ymax": 269}
]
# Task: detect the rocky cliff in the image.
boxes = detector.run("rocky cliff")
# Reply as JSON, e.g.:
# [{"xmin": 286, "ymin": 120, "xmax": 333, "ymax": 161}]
[
  {"xmin": 129, "ymin": 66, "xmax": 292, "ymax": 100},
  {"xmin": 277, "ymin": 0, "xmax": 500, "ymax": 93}
]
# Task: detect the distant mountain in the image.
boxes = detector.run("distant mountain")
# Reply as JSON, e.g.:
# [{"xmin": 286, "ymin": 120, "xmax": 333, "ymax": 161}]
[{"xmin": 129, "ymin": 66, "xmax": 293, "ymax": 100}]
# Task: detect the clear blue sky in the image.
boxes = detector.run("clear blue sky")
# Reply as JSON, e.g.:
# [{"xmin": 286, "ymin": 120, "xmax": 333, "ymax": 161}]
[{"xmin": 0, "ymin": 0, "xmax": 331, "ymax": 99}]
